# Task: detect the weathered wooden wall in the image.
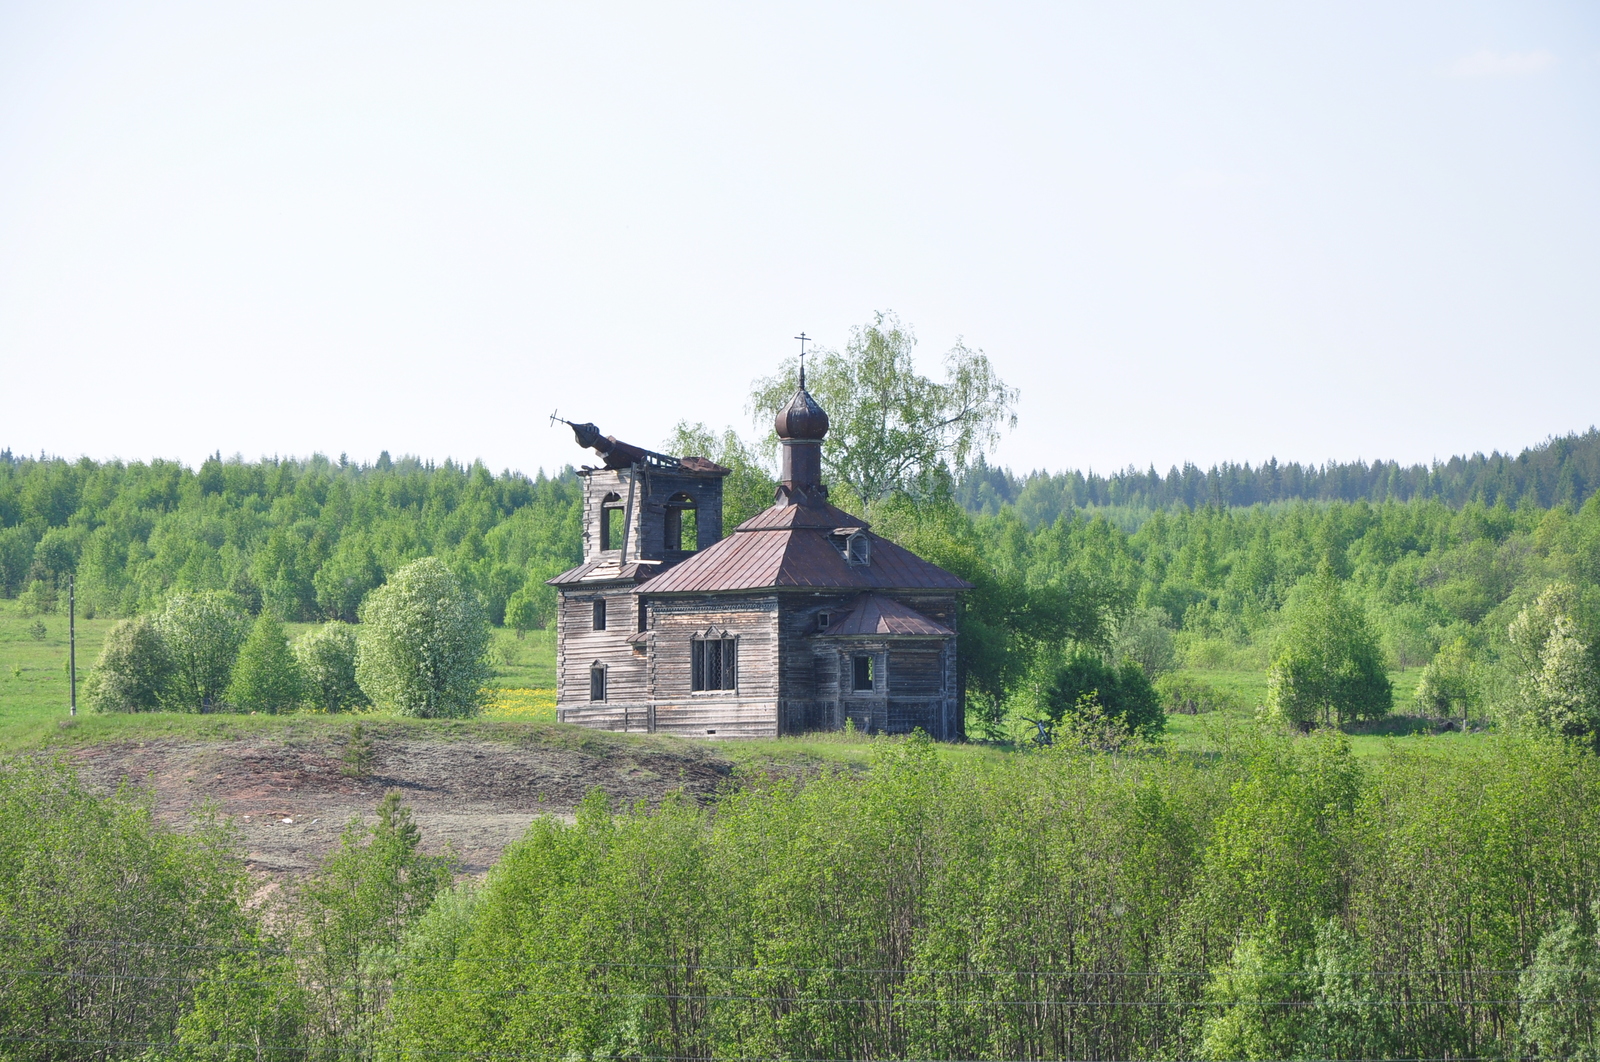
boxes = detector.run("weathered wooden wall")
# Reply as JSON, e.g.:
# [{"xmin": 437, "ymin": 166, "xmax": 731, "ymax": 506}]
[{"xmin": 647, "ymin": 593, "xmax": 780, "ymax": 738}]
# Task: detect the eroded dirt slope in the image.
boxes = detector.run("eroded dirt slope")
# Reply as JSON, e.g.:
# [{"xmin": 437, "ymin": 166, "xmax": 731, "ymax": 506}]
[{"xmin": 67, "ymin": 728, "xmax": 736, "ymax": 878}]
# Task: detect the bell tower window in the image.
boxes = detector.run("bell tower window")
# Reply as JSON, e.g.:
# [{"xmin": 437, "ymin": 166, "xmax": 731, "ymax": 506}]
[
  {"xmin": 598, "ymin": 493, "xmax": 624, "ymax": 551},
  {"xmin": 664, "ymin": 492, "xmax": 699, "ymax": 552}
]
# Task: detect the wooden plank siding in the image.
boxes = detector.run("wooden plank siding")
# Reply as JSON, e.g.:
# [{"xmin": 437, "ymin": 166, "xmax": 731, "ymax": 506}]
[
  {"xmin": 556, "ymin": 587, "xmax": 962, "ymax": 739},
  {"xmin": 648, "ymin": 594, "xmax": 780, "ymax": 738}
]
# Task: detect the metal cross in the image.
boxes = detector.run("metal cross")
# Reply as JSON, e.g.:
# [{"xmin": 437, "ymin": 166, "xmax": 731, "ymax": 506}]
[{"xmin": 794, "ymin": 332, "xmax": 812, "ymax": 386}]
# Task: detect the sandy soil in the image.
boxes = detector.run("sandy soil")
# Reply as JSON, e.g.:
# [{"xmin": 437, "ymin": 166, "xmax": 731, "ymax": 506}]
[{"xmin": 66, "ymin": 730, "xmax": 736, "ymax": 879}]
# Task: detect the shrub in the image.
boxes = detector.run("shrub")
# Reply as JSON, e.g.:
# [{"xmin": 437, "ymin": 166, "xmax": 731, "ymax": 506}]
[
  {"xmin": 1265, "ymin": 569, "xmax": 1391, "ymax": 728},
  {"xmin": 226, "ymin": 613, "xmax": 302, "ymax": 713},
  {"xmin": 1156, "ymin": 673, "xmax": 1243, "ymax": 715},
  {"xmin": 356, "ymin": 558, "xmax": 489, "ymax": 718},
  {"xmin": 84, "ymin": 614, "xmax": 173, "ymax": 713},
  {"xmin": 295, "ymin": 622, "xmax": 369, "ymax": 712},
  {"xmin": 156, "ymin": 591, "xmax": 249, "ymax": 712},
  {"xmin": 0, "ymin": 759, "xmax": 249, "ymax": 1059},
  {"xmin": 1043, "ymin": 651, "xmax": 1164, "ymax": 739},
  {"xmin": 1414, "ymin": 637, "xmax": 1480, "ymax": 724}
]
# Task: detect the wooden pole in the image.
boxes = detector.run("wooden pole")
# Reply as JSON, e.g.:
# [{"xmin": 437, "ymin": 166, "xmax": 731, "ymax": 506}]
[{"xmin": 68, "ymin": 575, "xmax": 76, "ymax": 716}]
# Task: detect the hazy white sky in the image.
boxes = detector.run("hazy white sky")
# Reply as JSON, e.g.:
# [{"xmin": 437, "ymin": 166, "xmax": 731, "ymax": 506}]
[{"xmin": 2, "ymin": 2, "xmax": 1596, "ymax": 478}]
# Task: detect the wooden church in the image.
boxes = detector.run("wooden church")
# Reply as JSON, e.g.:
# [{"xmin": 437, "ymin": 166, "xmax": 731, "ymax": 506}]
[{"xmin": 549, "ymin": 371, "xmax": 971, "ymax": 739}]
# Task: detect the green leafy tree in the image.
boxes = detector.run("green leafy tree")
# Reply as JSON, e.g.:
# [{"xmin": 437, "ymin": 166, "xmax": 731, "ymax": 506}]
[
  {"xmin": 297, "ymin": 791, "xmax": 456, "ymax": 1055},
  {"xmin": 750, "ymin": 311, "xmax": 1018, "ymax": 508},
  {"xmin": 1504, "ymin": 582, "xmax": 1600, "ymax": 739},
  {"xmin": 227, "ymin": 613, "xmax": 303, "ymax": 713},
  {"xmin": 156, "ymin": 591, "xmax": 250, "ymax": 712},
  {"xmin": 1414, "ymin": 636, "xmax": 1480, "ymax": 727},
  {"xmin": 83, "ymin": 614, "xmax": 173, "ymax": 713},
  {"xmin": 170, "ymin": 949, "xmax": 310, "ymax": 1062},
  {"xmin": 1112, "ymin": 605, "xmax": 1178, "ymax": 678},
  {"xmin": 314, "ymin": 535, "xmax": 385, "ymax": 623},
  {"xmin": 1200, "ymin": 920, "xmax": 1389, "ymax": 1062},
  {"xmin": 1518, "ymin": 904, "xmax": 1600, "ymax": 1062},
  {"xmin": 0, "ymin": 760, "xmax": 249, "ymax": 1060},
  {"xmin": 356, "ymin": 557, "xmax": 490, "ymax": 718},
  {"xmin": 294, "ymin": 622, "xmax": 369, "ymax": 712},
  {"xmin": 504, "ymin": 586, "xmax": 542, "ymax": 639},
  {"xmin": 1266, "ymin": 569, "xmax": 1392, "ymax": 728}
]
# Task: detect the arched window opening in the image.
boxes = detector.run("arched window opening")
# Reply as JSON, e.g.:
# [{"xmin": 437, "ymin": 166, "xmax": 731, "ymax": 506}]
[
  {"xmin": 664, "ymin": 492, "xmax": 699, "ymax": 552},
  {"xmin": 599, "ymin": 492, "xmax": 624, "ymax": 551}
]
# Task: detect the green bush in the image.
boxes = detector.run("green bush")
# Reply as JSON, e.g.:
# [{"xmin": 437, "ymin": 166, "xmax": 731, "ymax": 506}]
[
  {"xmin": 1156, "ymin": 672, "xmax": 1243, "ymax": 715},
  {"xmin": 156, "ymin": 591, "xmax": 250, "ymax": 712},
  {"xmin": 0, "ymin": 759, "xmax": 249, "ymax": 1060},
  {"xmin": 356, "ymin": 558, "xmax": 490, "ymax": 718},
  {"xmin": 1043, "ymin": 651, "xmax": 1165, "ymax": 739},
  {"xmin": 84, "ymin": 614, "xmax": 173, "ymax": 713},
  {"xmin": 294, "ymin": 622, "xmax": 368, "ymax": 712}
]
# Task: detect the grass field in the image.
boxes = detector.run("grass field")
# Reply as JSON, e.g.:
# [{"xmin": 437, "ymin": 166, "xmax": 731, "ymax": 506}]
[{"xmin": 0, "ymin": 598, "xmax": 1487, "ymax": 761}]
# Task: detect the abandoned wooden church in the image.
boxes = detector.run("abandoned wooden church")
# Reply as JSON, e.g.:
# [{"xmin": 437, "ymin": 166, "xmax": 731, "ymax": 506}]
[{"xmin": 549, "ymin": 372, "xmax": 971, "ymax": 739}]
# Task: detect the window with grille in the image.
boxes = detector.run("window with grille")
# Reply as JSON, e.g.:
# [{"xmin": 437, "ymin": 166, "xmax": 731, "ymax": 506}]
[
  {"xmin": 590, "ymin": 665, "xmax": 606, "ymax": 701},
  {"xmin": 691, "ymin": 636, "xmax": 738, "ymax": 691}
]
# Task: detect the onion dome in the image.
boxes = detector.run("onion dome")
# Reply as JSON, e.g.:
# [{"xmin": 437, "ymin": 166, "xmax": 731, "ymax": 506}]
[{"xmin": 774, "ymin": 385, "xmax": 829, "ymax": 441}]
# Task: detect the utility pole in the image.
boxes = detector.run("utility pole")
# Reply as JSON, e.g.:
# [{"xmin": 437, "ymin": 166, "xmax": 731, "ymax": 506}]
[{"xmin": 68, "ymin": 575, "xmax": 76, "ymax": 716}]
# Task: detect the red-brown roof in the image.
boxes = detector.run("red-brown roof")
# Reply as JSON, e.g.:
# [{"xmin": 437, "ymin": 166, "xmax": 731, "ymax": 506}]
[
  {"xmin": 639, "ymin": 501, "xmax": 971, "ymax": 594},
  {"xmin": 819, "ymin": 593, "xmax": 954, "ymax": 637},
  {"xmin": 734, "ymin": 499, "xmax": 868, "ymax": 531}
]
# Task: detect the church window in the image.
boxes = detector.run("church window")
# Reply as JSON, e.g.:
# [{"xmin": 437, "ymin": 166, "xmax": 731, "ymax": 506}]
[
  {"xmin": 818, "ymin": 611, "xmax": 830, "ymax": 630},
  {"xmin": 664, "ymin": 492, "xmax": 699, "ymax": 551},
  {"xmin": 692, "ymin": 636, "xmax": 738, "ymax": 691},
  {"xmin": 599, "ymin": 493, "xmax": 624, "ymax": 551},
  {"xmin": 593, "ymin": 599, "xmax": 606, "ymax": 630},
  {"xmin": 590, "ymin": 665, "xmax": 606, "ymax": 701},
  {"xmin": 852, "ymin": 654, "xmax": 875, "ymax": 691}
]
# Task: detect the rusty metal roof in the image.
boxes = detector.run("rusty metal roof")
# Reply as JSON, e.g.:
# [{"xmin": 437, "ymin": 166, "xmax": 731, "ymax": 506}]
[
  {"xmin": 639, "ymin": 519, "xmax": 972, "ymax": 595},
  {"xmin": 818, "ymin": 593, "xmax": 954, "ymax": 637},
  {"xmin": 733, "ymin": 499, "xmax": 868, "ymax": 531}
]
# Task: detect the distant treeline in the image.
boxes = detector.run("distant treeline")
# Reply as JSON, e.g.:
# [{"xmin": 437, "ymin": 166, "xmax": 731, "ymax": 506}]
[
  {"xmin": 0, "ymin": 450, "xmax": 581, "ymax": 626},
  {"xmin": 957, "ymin": 428, "xmax": 1600, "ymax": 524}
]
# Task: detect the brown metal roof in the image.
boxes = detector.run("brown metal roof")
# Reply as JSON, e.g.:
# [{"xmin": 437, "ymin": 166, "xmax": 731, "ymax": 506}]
[
  {"xmin": 639, "ymin": 524, "xmax": 972, "ymax": 594},
  {"xmin": 819, "ymin": 593, "xmax": 954, "ymax": 637},
  {"xmin": 734, "ymin": 499, "xmax": 868, "ymax": 531}
]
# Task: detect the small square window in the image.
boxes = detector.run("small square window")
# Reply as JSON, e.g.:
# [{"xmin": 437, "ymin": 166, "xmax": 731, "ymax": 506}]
[
  {"xmin": 593, "ymin": 599, "xmax": 607, "ymax": 630},
  {"xmin": 852, "ymin": 654, "xmax": 874, "ymax": 691},
  {"xmin": 818, "ymin": 611, "xmax": 830, "ymax": 630}
]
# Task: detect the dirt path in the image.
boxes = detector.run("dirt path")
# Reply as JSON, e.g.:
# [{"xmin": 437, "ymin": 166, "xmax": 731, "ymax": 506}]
[{"xmin": 67, "ymin": 729, "xmax": 736, "ymax": 878}]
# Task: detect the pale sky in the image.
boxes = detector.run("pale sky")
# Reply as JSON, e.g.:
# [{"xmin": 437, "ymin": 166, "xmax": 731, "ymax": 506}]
[{"xmin": 2, "ymin": 3, "xmax": 1596, "ymax": 479}]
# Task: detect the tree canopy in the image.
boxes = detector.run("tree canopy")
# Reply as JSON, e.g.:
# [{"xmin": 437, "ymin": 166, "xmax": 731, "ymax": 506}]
[{"xmin": 750, "ymin": 312, "xmax": 1018, "ymax": 508}]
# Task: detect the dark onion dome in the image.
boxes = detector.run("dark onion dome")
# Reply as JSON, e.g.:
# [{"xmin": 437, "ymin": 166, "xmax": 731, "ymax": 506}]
[{"xmin": 774, "ymin": 385, "xmax": 829, "ymax": 440}]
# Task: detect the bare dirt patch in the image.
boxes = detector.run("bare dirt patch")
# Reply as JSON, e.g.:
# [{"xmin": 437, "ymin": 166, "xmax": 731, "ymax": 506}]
[{"xmin": 67, "ymin": 728, "xmax": 736, "ymax": 879}]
